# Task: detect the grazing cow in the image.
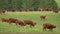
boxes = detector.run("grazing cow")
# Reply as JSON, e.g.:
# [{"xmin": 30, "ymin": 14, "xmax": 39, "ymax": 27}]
[
  {"xmin": 11, "ymin": 9, "xmax": 15, "ymax": 12},
  {"xmin": 15, "ymin": 20, "xmax": 26, "ymax": 26},
  {"xmin": 23, "ymin": 20, "xmax": 37, "ymax": 28},
  {"xmin": 53, "ymin": 10, "xmax": 58, "ymax": 14},
  {"xmin": 1, "ymin": 18, "xmax": 8, "ymax": 22},
  {"xmin": 8, "ymin": 18, "xmax": 18, "ymax": 24},
  {"xmin": 42, "ymin": 23, "xmax": 56, "ymax": 31},
  {"xmin": 43, "ymin": 8, "xmax": 52, "ymax": 11},
  {"xmin": 40, "ymin": 16, "xmax": 46, "ymax": 20},
  {"xmin": 0, "ymin": 10, "xmax": 6, "ymax": 14}
]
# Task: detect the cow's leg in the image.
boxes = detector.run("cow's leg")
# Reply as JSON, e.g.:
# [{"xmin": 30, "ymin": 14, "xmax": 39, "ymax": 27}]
[
  {"xmin": 49, "ymin": 28, "xmax": 53, "ymax": 32},
  {"xmin": 15, "ymin": 22, "xmax": 18, "ymax": 25},
  {"xmin": 8, "ymin": 21, "xmax": 11, "ymax": 24},
  {"xmin": 43, "ymin": 27, "xmax": 46, "ymax": 31},
  {"xmin": 30, "ymin": 25, "xmax": 34, "ymax": 28},
  {"xmin": 22, "ymin": 26, "xmax": 26, "ymax": 28}
]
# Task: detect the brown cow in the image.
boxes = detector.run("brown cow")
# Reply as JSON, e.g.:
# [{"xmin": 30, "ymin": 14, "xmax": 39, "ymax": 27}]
[
  {"xmin": 15, "ymin": 20, "xmax": 26, "ymax": 26},
  {"xmin": 2, "ymin": 10, "xmax": 6, "ymax": 13},
  {"xmin": 1, "ymin": 18, "xmax": 8, "ymax": 22},
  {"xmin": 23, "ymin": 20, "xmax": 37, "ymax": 28},
  {"xmin": 42, "ymin": 23, "xmax": 56, "ymax": 31},
  {"xmin": 0, "ymin": 10, "xmax": 6, "ymax": 14},
  {"xmin": 43, "ymin": 8, "xmax": 52, "ymax": 11},
  {"xmin": 40, "ymin": 16, "xmax": 46, "ymax": 20},
  {"xmin": 10, "ymin": 9, "xmax": 15, "ymax": 12},
  {"xmin": 53, "ymin": 10, "xmax": 58, "ymax": 14},
  {"xmin": 8, "ymin": 18, "xmax": 18, "ymax": 24}
]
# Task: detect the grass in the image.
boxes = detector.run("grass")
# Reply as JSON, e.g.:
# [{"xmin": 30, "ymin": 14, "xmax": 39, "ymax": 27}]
[{"xmin": 0, "ymin": 11, "xmax": 60, "ymax": 33}]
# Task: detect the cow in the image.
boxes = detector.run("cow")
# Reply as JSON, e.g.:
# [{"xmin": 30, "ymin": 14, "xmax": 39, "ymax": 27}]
[
  {"xmin": 40, "ymin": 16, "xmax": 46, "ymax": 20},
  {"xmin": 43, "ymin": 8, "xmax": 52, "ymax": 11},
  {"xmin": 53, "ymin": 10, "xmax": 58, "ymax": 14},
  {"xmin": 15, "ymin": 20, "xmax": 26, "ymax": 27},
  {"xmin": 0, "ymin": 10, "xmax": 6, "ymax": 14},
  {"xmin": 23, "ymin": 20, "xmax": 37, "ymax": 28},
  {"xmin": 8, "ymin": 18, "xmax": 18, "ymax": 24},
  {"xmin": 42, "ymin": 23, "xmax": 56, "ymax": 31},
  {"xmin": 1, "ymin": 18, "xmax": 8, "ymax": 22},
  {"xmin": 10, "ymin": 9, "xmax": 15, "ymax": 12}
]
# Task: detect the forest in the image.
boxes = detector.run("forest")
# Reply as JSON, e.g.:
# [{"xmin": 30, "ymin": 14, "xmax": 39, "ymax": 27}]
[{"xmin": 0, "ymin": 0, "xmax": 58, "ymax": 11}]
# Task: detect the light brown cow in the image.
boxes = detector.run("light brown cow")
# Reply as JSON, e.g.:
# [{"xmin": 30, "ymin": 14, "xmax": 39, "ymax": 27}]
[
  {"xmin": 0, "ymin": 10, "xmax": 6, "ymax": 14},
  {"xmin": 1, "ymin": 18, "xmax": 8, "ymax": 22},
  {"xmin": 40, "ymin": 16, "xmax": 46, "ymax": 20}
]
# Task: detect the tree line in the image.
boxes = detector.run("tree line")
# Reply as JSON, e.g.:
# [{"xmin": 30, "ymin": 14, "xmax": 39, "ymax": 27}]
[{"xmin": 0, "ymin": 0, "xmax": 58, "ymax": 11}]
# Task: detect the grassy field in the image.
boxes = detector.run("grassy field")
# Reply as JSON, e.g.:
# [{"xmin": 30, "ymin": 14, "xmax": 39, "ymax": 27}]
[{"xmin": 0, "ymin": 11, "xmax": 60, "ymax": 34}]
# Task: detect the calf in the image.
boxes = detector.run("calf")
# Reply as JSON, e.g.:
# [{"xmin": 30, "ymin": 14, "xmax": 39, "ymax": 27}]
[
  {"xmin": 43, "ymin": 23, "xmax": 56, "ymax": 31},
  {"xmin": 40, "ymin": 16, "xmax": 46, "ymax": 20},
  {"xmin": 23, "ymin": 20, "xmax": 37, "ymax": 28}
]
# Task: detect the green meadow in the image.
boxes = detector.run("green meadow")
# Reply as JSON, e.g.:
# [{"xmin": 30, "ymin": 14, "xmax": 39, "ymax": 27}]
[{"xmin": 0, "ymin": 11, "xmax": 60, "ymax": 34}]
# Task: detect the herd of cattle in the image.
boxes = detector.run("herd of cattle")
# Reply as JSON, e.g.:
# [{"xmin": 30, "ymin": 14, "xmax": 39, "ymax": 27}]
[
  {"xmin": 0, "ymin": 15, "xmax": 56, "ymax": 31},
  {"xmin": 0, "ymin": 7, "xmax": 60, "ymax": 14},
  {"xmin": 1, "ymin": 18, "xmax": 37, "ymax": 28},
  {"xmin": 0, "ymin": 8, "xmax": 58, "ymax": 31}
]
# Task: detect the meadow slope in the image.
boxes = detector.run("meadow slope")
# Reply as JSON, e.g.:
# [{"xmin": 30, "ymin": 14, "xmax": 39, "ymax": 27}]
[{"xmin": 0, "ymin": 11, "xmax": 60, "ymax": 33}]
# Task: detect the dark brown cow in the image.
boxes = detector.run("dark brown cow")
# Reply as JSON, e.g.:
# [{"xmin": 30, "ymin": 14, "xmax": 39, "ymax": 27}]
[
  {"xmin": 40, "ymin": 16, "xmax": 46, "ymax": 20},
  {"xmin": 8, "ymin": 18, "xmax": 18, "ymax": 24},
  {"xmin": 1, "ymin": 18, "xmax": 8, "ymax": 22},
  {"xmin": 2, "ymin": 10, "xmax": 6, "ymax": 13},
  {"xmin": 11, "ymin": 9, "xmax": 15, "ymax": 12},
  {"xmin": 23, "ymin": 20, "xmax": 37, "ymax": 28},
  {"xmin": 43, "ymin": 23, "xmax": 56, "ymax": 31},
  {"xmin": 53, "ymin": 10, "xmax": 58, "ymax": 14},
  {"xmin": 43, "ymin": 8, "xmax": 52, "ymax": 11}
]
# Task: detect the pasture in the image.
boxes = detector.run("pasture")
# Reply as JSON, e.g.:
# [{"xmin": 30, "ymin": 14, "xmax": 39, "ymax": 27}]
[{"xmin": 0, "ymin": 11, "xmax": 60, "ymax": 34}]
